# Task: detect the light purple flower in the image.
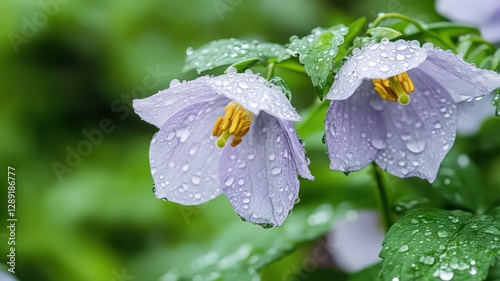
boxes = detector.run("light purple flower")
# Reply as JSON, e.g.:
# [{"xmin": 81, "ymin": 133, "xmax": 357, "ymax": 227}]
[
  {"xmin": 133, "ymin": 68, "xmax": 313, "ymax": 227},
  {"xmin": 325, "ymin": 39, "xmax": 500, "ymax": 182},
  {"xmin": 327, "ymin": 210, "xmax": 384, "ymax": 272},
  {"xmin": 436, "ymin": 0, "xmax": 500, "ymax": 42},
  {"xmin": 457, "ymin": 94, "xmax": 496, "ymax": 135}
]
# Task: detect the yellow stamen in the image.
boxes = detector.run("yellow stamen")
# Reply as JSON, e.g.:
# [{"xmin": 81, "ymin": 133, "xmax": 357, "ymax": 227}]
[
  {"xmin": 372, "ymin": 72, "xmax": 415, "ymax": 106},
  {"xmin": 212, "ymin": 117, "xmax": 224, "ymax": 137},
  {"xmin": 211, "ymin": 101, "xmax": 254, "ymax": 148}
]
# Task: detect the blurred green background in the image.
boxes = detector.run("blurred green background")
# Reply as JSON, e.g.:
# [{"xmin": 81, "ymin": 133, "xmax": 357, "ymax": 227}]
[{"xmin": 4, "ymin": 0, "xmax": 499, "ymax": 280}]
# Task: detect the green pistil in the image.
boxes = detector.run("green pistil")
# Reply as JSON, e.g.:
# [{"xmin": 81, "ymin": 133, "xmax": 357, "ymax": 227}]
[
  {"xmin": 216, "ymin": 130, "xmax": 231, "ymax": 149},
  {"xmin": 388, "ymin": 76, "xmax": 411, "ymax": 105}
]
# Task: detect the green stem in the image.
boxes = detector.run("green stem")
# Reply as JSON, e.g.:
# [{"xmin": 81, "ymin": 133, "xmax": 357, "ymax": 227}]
[
  {"xmin": 371, "ymin": 162, "xmax": 392, "ymax": 232},
  {"xmin": 266, "ymin": 61, "xmax": 276, "ymax": 80},
  {"xmin": 371, "ymin": 13, "xmax": 456, "ymax": 51}
]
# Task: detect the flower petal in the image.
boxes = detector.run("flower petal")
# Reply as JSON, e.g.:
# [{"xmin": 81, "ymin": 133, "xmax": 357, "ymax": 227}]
[
  {"xmin": 457, "ymin": 94, "xmax": 495, "ymax": 135},
  {"xmin": 326, "ymin": 40, "xmax": 427, "ymax": 100},
  {"xmin": 279, "ymin": 120, "xmax": 314, "ymax": 180},
  {"xmin": 325, "ymin": 82, "xmax": 386, "ymax": 172},
  {"xmin": 419, "ymin": 49, "xmax": 500, "ymax": 102},
  {"xmin": 327, "ymin": 210, "xmax": 384, "ymax": 272},
  {"xmin": 133, "ymin": 77, "xmax": 218, "ymax": 128},
  {"xmin": 208, "ymin": 71, "xmax": 301, "ymax": 121},
  {"xmin": 374, "ymin": 69, "xmax": 458, "ymax": 182},
  {"xmin": 436, "ymin": 0, "xmax": 500, "ymax": 26},
  {"xmin": 219, "ymin": 113, "xmax": 300, "ymax": 226},
  {"xmin": 150, "ymin": 99, "xmax": 228, "ymax": 205}
]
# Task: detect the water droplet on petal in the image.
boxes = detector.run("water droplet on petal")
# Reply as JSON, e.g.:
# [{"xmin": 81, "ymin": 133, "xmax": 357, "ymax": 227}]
[
  {"xmin": 380, "ymin": 65, "xmax": 390, "ymax": 72},
  {"xmin": 371, "ymin": 138, "xmax": 387, "ymax": 149},
  {"xmin": 191, "ymin": 176, "xmax": 200, "ymax": 185},
  {"xmin": 169, "ymin": 79, "xmax": 181, "ymax": 87},
  {"xmin": 224, "ymin": 176, "xmax": 234, "ymax": 186},
  {"xmin": 271, "ymin": 167, "xmax": 281, "ymax": 175},
  {"xmin": 406, "ymin": 139, "xmax": 426, "ymax": 153}
]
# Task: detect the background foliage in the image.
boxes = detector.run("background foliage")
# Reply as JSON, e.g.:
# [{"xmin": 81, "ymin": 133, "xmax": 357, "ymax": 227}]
[{"xmin": 1, "ymin": 0, "xmax": 499, "ymax": 280}]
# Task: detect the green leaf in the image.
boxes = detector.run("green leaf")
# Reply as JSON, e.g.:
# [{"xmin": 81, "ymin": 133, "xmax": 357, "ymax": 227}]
[
  {"xmin": 380, "ymin": 208, "xmax": 500, "ymax": 281},
  {"xmin": 227, "ymin": 58, "xmax": 263, "ymax": 73},
  {"xmin": 162, "ymin": 204, "xmax": 346, "ymax": 281},
  {"xmin": 367, "ymin": 27, "xmax": 403, "ymax": 40},
  {"xmin": 492, "ymin": 49, "xmax": 500, "ymax": 71},
  {"xmin": 268, "ymin": 76, "xmax": 292, "ymax": 100},
  {"xmin": 184, "ymin": 38, "xmax": 290, "ymax": 73},
  {"xmin": 335, "ymin": 17, "xmax": 367, "ymax": 68},
  {"xmin": 495, "ymin": 91, "xmax": 500, "ymax": 117},
  {"xmin": 348, "ymin": 262, "xmax": 382, "ymax": 281},
  {"xmin": 296, "ymin": 100, "xmax": 330, "ymax": 139},
  {"xmin": 432, "ymin": 148, "xmax": 486, "ymax": 212},
  {"xmin": 288, "ymin": 25, "xmax": 348, "ymax": 99},
  {"xmin": 344, "ymin": 17, "xmax": 367, "ymax": 46}
]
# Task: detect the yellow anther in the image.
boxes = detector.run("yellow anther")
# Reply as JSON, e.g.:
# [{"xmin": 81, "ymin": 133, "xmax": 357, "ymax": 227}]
[
  {"xmin": 372, "ymin": 72, "xmax": 415, "ymax": 106},
  {"xmin": 231, "ymin": 137, "xmax": 243, "ymax": 147},
  {"xmin": 229, "ymin": 112, "xmax": 241, "ymax": 134},
  {"xmin": 212, "ymin": 117, "xmax": 224, "ymax": 137},
  {"xmin": 212, "ymin": 101, "xmax": 254, "ymax": 148}
]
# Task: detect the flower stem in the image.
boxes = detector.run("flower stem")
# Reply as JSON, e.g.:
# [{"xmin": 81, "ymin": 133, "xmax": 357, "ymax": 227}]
[
  {"xmin": 371, "ymin": 162, "xmax": 392, "ymax": 232},
  {"xmin": 370, "ymin": 13, "xmax": 456, "ymax": 51},
  {"xmin": 266, "ymin": 61, "xmax": 276, "ymax": 80}
]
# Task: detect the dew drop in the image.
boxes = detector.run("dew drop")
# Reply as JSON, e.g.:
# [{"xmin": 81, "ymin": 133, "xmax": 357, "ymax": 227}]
[
  {"xmin": 238, "ymin": 81, "xmax": 248, "ymax": 89},
  {"xmin": 237, "ymin": 178, "xmax": 245, "ymax": 185},
  {"xmin": 247, "ymin": 154, "xmax": 255, "ymax": 160},
  {"xmin": 224, "ymin": 176, "xmax": 234, "ymax": 186},
  {"xmin": 188, "ymin": 146, "xmax": 198, "ymax": 156},
  {"xmin": 439, "ymin": 270, "xmax": 454, "ymax": 281},
  {"xmin": 369, "ymin": 96, "xmax": 385, "ymax": 111},
  {"xmin": 419, "ymin": 256, "xmax": 435, "ymax": 265},
  {"xmin": 268, "ymin": 153, "xmax": 276, "ymax": 161},
  {"xmin": 191, "ymin": 176, "xmax": 201, "ymax": 185},
  {"xmin": 399, "ymin": 245, "xmax": 409, "ymax": 252},
  {"xmin": 371, "ymin": 138, "xmax": 387, "ymax": 149},
  {"xmin": 194, "ymin": 192, "xmax": 201, "ymax": 199},
  {"xmin": 169, "ymin": 79, "xmax": 181, "ymax": 87},
  {"xmin": 271, "ymin": 167, "xmax": 281, "ymax": 175},
  {"xmin": 380, "ymin": 65, "xmax": 390, "ymax": 72},
  {"xmin": 406, "ymin": 139, "xmax": 426, "ymax": 153},
  {"xmin": 437, "ymin": 230, "xmax": 449, "ymax": 238},
  {"xmin": 182, "ymin": 163, "xmax": 190, "ymax": 172}
]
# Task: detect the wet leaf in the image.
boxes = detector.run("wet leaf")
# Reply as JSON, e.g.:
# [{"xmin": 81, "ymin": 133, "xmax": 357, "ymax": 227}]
[
  {"xmin": 288, "ymin": 25, "xmax": 348, "ymax": 98},
  {"xmin": 367, "ymin": 27, "xmax": 403, "ymax": 40},
  {"xmin": 380, "ymin": 208, "xmax": 500, "ymax": 281},
  {"xmin": 184, "ymin": 38, "xmax": 290, "ymax": 73},
  {"xmin": 432, "ymin": 148, "xmax": 486, "ymax": 212},
  {"xmin": 161, "ymin": 204, "xmax": 345, "ymax": 281}
]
